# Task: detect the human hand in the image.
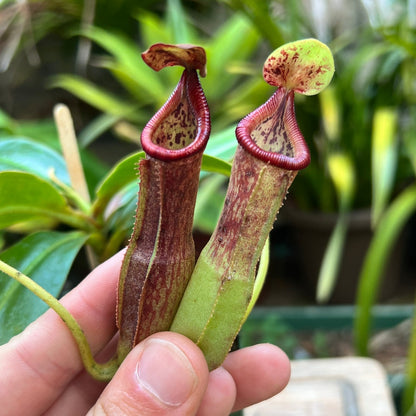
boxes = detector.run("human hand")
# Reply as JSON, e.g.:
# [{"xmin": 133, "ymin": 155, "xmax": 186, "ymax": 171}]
[{"xmin": 0, "ymin": 250, "xmax": 290, "ymax": 416}]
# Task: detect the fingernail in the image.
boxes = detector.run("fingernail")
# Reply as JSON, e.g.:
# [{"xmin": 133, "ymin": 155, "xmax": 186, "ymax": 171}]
[{"xmin": 136, "ymin": 338, "xmax": 197, "ymax": 406}]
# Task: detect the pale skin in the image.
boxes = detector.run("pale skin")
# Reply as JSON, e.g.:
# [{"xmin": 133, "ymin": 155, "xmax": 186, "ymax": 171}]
[{"xmin": 0, "ymin": 250, "xmax": 291, "ymax": 416}]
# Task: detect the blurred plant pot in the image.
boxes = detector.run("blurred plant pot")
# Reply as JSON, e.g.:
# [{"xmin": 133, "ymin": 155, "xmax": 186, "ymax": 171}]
[{"xmin": 285, "ymin": 208, "xmax": 405, "ymax": 304}]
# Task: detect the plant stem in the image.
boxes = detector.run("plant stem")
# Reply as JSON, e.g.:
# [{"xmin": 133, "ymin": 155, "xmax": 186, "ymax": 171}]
[{"xmin": 0, "ymin": 259, "xmax": 119, "ymax": 381}]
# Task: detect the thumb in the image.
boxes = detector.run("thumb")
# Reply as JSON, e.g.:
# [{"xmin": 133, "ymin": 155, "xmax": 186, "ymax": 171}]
[{"xmin": 87, "ymin": 332, "xmax": 209, "ymax": 416}]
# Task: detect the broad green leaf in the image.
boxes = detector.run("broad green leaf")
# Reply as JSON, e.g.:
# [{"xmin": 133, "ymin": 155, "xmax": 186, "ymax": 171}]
[
  {"xmin": 0, "ymin": 137, "xmax": 70, "ymax": 185},
  {"xmin": 0, "ymin": 119, "xmax": 108, "ymax": 193},
  {"xmin": 264, "ymin": 38, "xmax": 335, "ymax": 95},
  {"xmin": 404, "ymin": 120, "xmax": 416, "ymax": 174},
  {"xmin": 0, "ymin": 171, "xmax": 73, "ymax": 229},
  {"xmin": 207, "ymin": 14, "xmax": 260, "ymax": 75},
  {"xmin": 93, "ymin": 152, "xmax": 144, "ymax": 216},
  {"xmin": 0, "ymin": 231, "xmax": 88, "ymax": 343}
]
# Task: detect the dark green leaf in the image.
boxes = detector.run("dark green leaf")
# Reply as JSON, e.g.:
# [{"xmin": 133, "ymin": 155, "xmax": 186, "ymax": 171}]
[
  {"xmin": 0, "ymin": 231, "xmax": 88, "ymax": 344},
  {"xmin": 93, "ymin": 152, "xmax": 144, "ymax": 217},
  {"xmin": 0, "ymin": 171, "xmax": 71, "ymax": 229}
]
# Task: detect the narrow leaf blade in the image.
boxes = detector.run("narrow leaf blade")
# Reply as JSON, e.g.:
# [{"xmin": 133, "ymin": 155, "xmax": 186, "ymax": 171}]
[
  {"xmin": 0, "ymin": 231, "xmax": 88, "ymax": 343},
  {"xmin": 354, "ymin": 184, "xmax": 416, "ymax": 356},
  {"xmin": 371, "ymin": 107, "xmax": 398, "ymax": 226},
  {"xmin": 50, "ymin": 75, "xmax": 138, "ymax": 121}
]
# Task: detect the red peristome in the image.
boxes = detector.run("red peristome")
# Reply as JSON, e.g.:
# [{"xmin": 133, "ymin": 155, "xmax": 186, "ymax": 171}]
[
  {"xmin": 236, "ymin": 88, "xmax": 310, "ymax": 170},
  {"xmin": 141, "ymin": 70, "xmax": 210, "ymax": 161}
]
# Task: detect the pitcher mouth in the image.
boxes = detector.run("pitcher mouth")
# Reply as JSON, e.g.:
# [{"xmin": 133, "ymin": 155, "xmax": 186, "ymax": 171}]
[
  {"xmin": 141, "ymin": 69, "xmax": 210, "ymax": 162},
  {"xmin": 235, "ymin": 87, "xmax": 310, "ymax": 171}
]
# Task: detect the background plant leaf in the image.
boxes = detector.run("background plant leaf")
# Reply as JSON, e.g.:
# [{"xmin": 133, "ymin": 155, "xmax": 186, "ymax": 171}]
[
  {"xmin": 49, "ymin": 75, "xmax": 140, "ymax": 122},
  {"xmin": 0, "ymin": 137, "xmax": 70, "ymax": 185},
  {"xmin": 78, "ymin": 113, "xmax": 123, "ymax": 148},
  {"xmin": 78, "ymin": 26, "xmax": 167, "ymax": 106},
  {"xmin": 316, "ymin": 153, "xmax": 355, "ymax": 302},
  {"xmin": 0, "ymin": 171, "xmax": 73, "ymax": 229},
  {"xmin": 0, "ymin": 116, "xmax": 109, "ymax": 195},
  {"xmin": 371, "ymin": 107, "xmax": 398, "ymax": 227},
  {"xmin": 354, "ymin": 184, "xmax": 416, "ymax": 356},
  {"xmin": 0, "ymin": 230, "xmax": 88, "ymax": 344},
  {"xmin": 204, "ymin": 13, "xmax": 260, "ymax": 102},
  {"xmin": 166, "ymin": 0, "xmax": 195, "ymax": 44},
  {"xmin": 203, "ymin": 125, "xmax": 237, "ymax": 162},
  {"xmin": 93, "ymin": 151, "xmax": 144, "ymax": 217},
  {"xmin": 194, "ymin": 174, "xmax": 228, "ymax": 233}
]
